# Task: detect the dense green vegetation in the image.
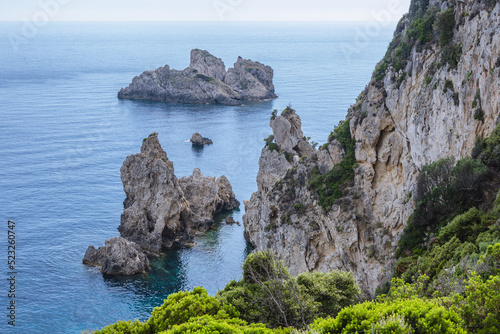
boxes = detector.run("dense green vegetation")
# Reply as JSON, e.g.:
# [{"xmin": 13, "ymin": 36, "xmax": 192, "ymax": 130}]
[
  {"xmin": 217, "ymin": 251, "xmax": 360, "ymax": 329},
  {"xmin": 396, "ymin": 157, "xmax": 489, "ymax": 259},
  {"xmin": 310, "ymin": 119, "xmax": 356, "ymax": 212},
  {"xmin": 373, "ymin": 0, "xmax": 461, "ymax": 82},
  {"xmin": 96, "ymin": 246, "xmax": 500, "ymax": 333},
  {"xmin": 390, "ymin": 123, "xmax": 500, "ymax": 330},
  {"xmin": 96, "ymin": 251, "xmax": 359, "ymax": 333}
]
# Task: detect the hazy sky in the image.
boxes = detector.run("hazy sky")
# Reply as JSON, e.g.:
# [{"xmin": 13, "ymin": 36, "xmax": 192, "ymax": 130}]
[{"xmin": 1, "ymin": 0, "xmax": 411, "ymax": 22}]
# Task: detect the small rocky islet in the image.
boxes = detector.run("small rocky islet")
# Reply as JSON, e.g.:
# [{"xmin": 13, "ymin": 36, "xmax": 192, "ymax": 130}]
[
  {"xmin": 83, "ymin": 132, "xmax": 239, "ymax": 275},
  {"xmin": 118, "ymin": 49, "xmax": 277, "ymax": 106}
]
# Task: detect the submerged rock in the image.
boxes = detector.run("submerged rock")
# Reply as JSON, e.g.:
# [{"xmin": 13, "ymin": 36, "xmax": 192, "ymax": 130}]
[
  {"xmin": 190, "ymin": 132, "xmax": 213, "ymax": 146},
  {"xmin": 82, "ymin": 237, "xmax": 149, "ymax": 275},
  {"xmin": 118, "ymin": 49, "xmax": 277, "ymax": 106}
]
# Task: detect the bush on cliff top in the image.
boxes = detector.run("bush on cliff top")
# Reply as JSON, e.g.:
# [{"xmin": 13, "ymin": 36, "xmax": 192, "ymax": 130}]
[{"xmin": 372, "ymin": 1, "xmax": 459, "ymax": 82}]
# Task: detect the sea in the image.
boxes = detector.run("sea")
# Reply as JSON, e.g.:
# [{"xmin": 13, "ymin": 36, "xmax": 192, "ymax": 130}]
[{"xmin": 0, "ymin": 21, "xmax": 396, "ymax": 333}]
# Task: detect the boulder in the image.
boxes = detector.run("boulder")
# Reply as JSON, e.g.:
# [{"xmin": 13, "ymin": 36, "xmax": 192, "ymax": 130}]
[
  {"xmin": 225, "ymin": 215, "xmax": 240, "ymax": 225},
  {"xmin": 190, "ymin": 132, "xmax": 213, "ymax": 146},
  {"xmin": 118, "ymin": 49, "xmax": 277, "ymax": 105},
  {"xmin": 83, "ymin": 237, "xmax": 149, "ymax": 275}
]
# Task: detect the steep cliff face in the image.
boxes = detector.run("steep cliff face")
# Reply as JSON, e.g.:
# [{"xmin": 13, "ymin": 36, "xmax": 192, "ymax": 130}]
[{"xmin": 243, "ymin": 0, "xmax": 500, "ymax": 296}]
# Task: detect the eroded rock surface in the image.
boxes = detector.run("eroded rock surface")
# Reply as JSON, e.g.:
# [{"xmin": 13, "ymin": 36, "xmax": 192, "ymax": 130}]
[{"xmin": 118, "ymin": 49, "xmax": 277, "ymax": 105}]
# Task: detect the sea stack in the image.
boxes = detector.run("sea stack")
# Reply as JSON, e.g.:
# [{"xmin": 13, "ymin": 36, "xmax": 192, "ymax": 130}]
[{"xmin": 84, "ymin": 132, "xmax": 240, "ymax": 275}]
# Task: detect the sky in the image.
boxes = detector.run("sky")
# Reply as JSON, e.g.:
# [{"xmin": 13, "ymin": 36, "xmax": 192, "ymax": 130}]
[{"xmin": 0, "ymin": 0, "xmax": 412, "ymax": 22}]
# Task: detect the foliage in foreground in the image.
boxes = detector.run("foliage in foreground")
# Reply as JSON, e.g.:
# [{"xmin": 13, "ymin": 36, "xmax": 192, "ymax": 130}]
[
  {"xmin": 217, "ymin": 250, "xmax": 360, "ymax": 329},
  {"xmin": 95, "ymin": 287, "xmax": 239, "ymax": 334},
  {"xmin": 311, "ymin": 297, "xmax": 465, "ymax": 334},
  {"xmin": 95, "ymin": 252, "xmax": 500, "ymax": 334}
]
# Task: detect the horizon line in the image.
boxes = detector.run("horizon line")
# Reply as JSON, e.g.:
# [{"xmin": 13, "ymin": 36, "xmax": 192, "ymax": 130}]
[{"xmin": 0, "ymin": 19, "xmax": 401, "ymax": 23}]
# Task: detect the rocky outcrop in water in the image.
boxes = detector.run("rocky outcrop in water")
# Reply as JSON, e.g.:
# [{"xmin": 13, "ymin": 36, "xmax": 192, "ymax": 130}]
[
  {"xmin": 119, "ymin": 132, "xmax": 239, "ymax": 253},
  {"xmin": 243, "ymin": 1, "xmax": 500, "ymax": 296},
  {"xmin": 84, "ymin": 132, "xmax": 239, "ymax": 274},
  {"xmin": 179, "ymin": 168, "xmax": 240, "ymax": 222},
  {"xmin": 191, "ymin": 132, "xmax": 213, "ymax": 146},
  {"xmin": 118, "ymin": 49, "xmax": 277, "ymax": 106},
  {"xmin": 82, "ymin": 237, "xmax": 150, "ymax": 275}
]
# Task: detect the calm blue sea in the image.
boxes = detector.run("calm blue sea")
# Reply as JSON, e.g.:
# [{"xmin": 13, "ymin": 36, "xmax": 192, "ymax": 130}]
[{"xmin": 0, "ymin": 21, "xmax": 395, "ymax": 333}]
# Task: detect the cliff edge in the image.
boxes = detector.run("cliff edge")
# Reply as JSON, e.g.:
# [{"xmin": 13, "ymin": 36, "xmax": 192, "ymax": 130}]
[{"xmin": 243, "ymin": 0, "xmax": 500, "ymax": 296}]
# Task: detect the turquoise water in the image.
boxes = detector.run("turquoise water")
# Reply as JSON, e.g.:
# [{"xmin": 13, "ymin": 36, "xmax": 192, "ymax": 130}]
[{"xmin": 0, "ymin": 22, "xmax": 395, "ymax": 333}]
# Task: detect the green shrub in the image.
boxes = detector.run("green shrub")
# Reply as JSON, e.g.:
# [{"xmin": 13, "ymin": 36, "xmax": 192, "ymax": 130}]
[
  {"xmin": 435, "ymin": 8, "xmax": 455, "ymax": 47},
  {"xmin": 242, "ymin": 250, "xmax": 290, "ymax": 284},
  {"xmin": 271, "ymin": 109, "xmax": 278, "ymax": 120},
  {"xmin": 97, "ymin": 287, "xmax": 238, "ymax": 334},
  {"xmin": 397, "ymin": 157, "xmax": 489, "ymax": 259},
  {"xmin": 309, "ymin": 119, "xmax": 356, "ymax": 212},
  {"xmin": 441, "ymin": 43, "xmax": 462, "ymax": 69},
  {"xmin": 162, "ymin": 314, "xmax": 288, "ymax": 334},
  {"xmin": 466, "ymin": 71, "xmax": 472, "ymax": 81},
  {"xmin": 445, "ymin": 272, "xmax": 500, "ymax": 333},
  {"xmin": 96, "ymin": 319, "xmax": 151, "ymax": 334},
  {"xmin": 373, "ymin": 60, "xmax": 389, "ymax": 82},
  {"xmin": 269, "ymin": 143, "xmax": 279, "ymax": 152},
  {"xmin": 413, "ymin": 157, "xmax": 488, "ymax": 228},
  {"xmin": 407, "ymin": 8, "xmax": 437, "ymax": 45},
  {"xmin": 311, "ymin": 298, "xmax": 465, "ymax": 334},
  {"xmin": 472, "ymin": 91, "xmax": 480, "ymax": 108},
  {"xmin": 218, "ymin": 251, "xmax": 360, "ymax": 329},
  {"xmin": 477, "ymin": 243, "xmax": 500, "ymax": 276},
  {"xmin": 472, "ymin": 121, "xmax": 500, "ymax": 167},
  {"xmin": 195, "ymin": 73, "xmax": 215, "ymax": 82},
  {"xmin": 219, "ymin": 251, "xmax": 314, "ymax": 329},
  {"xmin": 295, "ymin": 271, "xmax": 360, "ymax": 318},
  {"xmin": 294, "ymin": 203, "xmax": 304, "ymax": 211},
  {"xmin": 474, "ymin": 108, "xmax": 485, "ymax": 122},
  {"xmin": 443, "ymin": 79, "xmax": 454, "ymax": 93},
  {"xmin": 148, "ymin": 287, "xmax": 239, "ymax": 332}
]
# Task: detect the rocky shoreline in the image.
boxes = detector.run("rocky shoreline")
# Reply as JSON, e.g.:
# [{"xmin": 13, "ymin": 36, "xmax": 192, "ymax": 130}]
[{"xmin": 118, "ymin": 49, "xmax": 277, "ymax": 106}]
